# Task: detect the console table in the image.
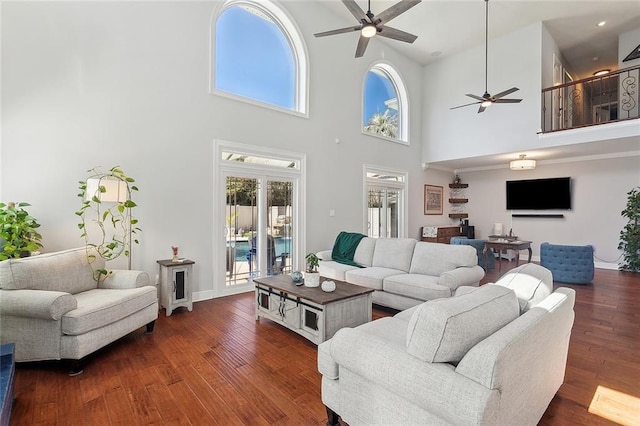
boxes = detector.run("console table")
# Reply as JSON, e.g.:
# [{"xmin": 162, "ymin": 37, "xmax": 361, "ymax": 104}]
[
  {"xmin": 253, "ymin": 275, "xmax": 373, "ymax": 345},
  {"xmin": 483, "ymin": 240, "xmax": 532, "ymax": 272}
]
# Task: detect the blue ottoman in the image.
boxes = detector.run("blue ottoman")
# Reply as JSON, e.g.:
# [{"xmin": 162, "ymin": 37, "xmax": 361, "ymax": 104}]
[
  {"xmin": 540, "ymin": 242, "xmax": 594, "ymax": 284},
  {"xmin": 451, "ymin": 237, "xmax": 495, "ymax": 270}
]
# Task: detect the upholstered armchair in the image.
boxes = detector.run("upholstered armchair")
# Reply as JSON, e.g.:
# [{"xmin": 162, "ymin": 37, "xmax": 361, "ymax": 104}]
[{"xmin": 0, "ymin": 247, "xmax": 158, "ymax": 374}]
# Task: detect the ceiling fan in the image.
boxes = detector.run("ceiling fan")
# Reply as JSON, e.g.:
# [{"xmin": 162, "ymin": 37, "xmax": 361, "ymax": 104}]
[
  {"xmin": 451, "ymin": 0, "xmax": 522, "ymax": 113},
  {"xmin": 314, "ymin": 0, "xmax": 421, "ymax": 58}
]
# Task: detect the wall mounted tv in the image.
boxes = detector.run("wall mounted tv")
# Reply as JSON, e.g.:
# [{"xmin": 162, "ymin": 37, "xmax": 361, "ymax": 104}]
[{"xmin": 506, "ymin": 177, "xmax": 571, "ymax": 210}]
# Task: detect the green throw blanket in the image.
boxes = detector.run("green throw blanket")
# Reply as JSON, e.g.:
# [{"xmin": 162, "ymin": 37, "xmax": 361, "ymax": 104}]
[{"xmin": 331, "ymin": 231, "xmax": 366, "ymax": 267}]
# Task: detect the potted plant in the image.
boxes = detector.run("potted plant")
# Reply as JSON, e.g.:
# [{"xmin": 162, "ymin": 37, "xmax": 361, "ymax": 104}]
[
  {"xmin": 305, "ymin": 252, "xmax": 320, "ymax": 287},
  {"xmin": 619, "ymin": 186, "xmax": 640, "ymax": 272},
  {"xmin": 76, "ymin": 166, "xmax": 140, "ymax": 281},
  {"xmin": 0, "ymin": 202, "xmax": 43, "ymax": 260}
]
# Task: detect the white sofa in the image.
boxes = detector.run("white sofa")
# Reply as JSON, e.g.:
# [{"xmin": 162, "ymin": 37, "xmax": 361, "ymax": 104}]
[
  {"xmin": 318, "ymin": 263, "xmax": 576, "ymax": 425},
  {"xmin": 0, "ymin": 247, "xmax": 158, "ymax": 374},
  {"xmin": 318, "ymin": 237, "xmax": 485, "ymax": 310}
]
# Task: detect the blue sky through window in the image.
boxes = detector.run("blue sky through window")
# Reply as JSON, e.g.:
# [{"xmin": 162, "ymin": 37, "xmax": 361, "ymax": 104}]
[
  {"xmin": 215, "ymin": 6, "xmax": 295, "ymax": 109},
  {"xmin": 363, "ymin": 70, "xmax": 398, "ymax": 126}
]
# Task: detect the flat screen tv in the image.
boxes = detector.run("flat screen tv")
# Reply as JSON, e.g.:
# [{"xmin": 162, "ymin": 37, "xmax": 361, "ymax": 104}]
[{"xmin": 506, "ymin": 177, "xmax": 571, "ymax": 210}]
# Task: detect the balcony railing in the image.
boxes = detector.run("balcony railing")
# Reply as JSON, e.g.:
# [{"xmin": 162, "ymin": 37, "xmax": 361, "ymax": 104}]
[{"xmin": 541, "ymin": 65, "xmax": 639, "ymax": 133}]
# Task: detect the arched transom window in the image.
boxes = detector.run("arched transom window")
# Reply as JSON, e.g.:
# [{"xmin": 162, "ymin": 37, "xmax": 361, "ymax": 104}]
[
  {"xmin": 212, "ymin": 0, "xmax": 308, "ymax": 116},
  {"xmin": 363, "ymin": 63, "xmax": 409, "ymax": 143}
]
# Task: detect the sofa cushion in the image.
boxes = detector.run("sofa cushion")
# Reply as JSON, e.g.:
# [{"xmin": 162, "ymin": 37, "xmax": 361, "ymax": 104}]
[
  {"xmin": 406, "ymin": 284, "xmax": 519, "ymax": 363},
  {"xmin": 409, "ymin": 243, "xmax": 477, "ymax": 276},
  {"xmin": 318, "ymin": 261, "xmax": 359, "ymax": 281},
  {"xmin": 62, "ymin": 286, "xmax": 157, "ymax": 335},
  {"xmin": 353, "ymin": 237, "xmax": 377, "ymax": 267},
  {"xmin": 0, "ymin": 247, "xmax": 100, "ymax": 294},
  {"xmin": 383, "ymin": 274, "xmax": 451, "ymax": 301},
  {"xmin": 494, "ymin": 263, "xmax": 554, "ymax": 313},
  {"xmin": 345, "ymin": 267, "xmax": 405, "ymax": 291},
  {"xmin": 371, "ymin": 238, "xmax": 416, "ymax": 272}
]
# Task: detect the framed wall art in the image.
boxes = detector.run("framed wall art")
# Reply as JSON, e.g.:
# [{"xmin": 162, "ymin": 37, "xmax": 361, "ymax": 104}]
[{"xmin": 424, "ymin": 184, "xmax": 443, "ymax": 215}]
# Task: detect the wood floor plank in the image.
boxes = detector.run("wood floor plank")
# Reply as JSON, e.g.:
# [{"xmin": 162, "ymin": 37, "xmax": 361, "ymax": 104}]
[{"xmin": 8, "ymin": 261, "xmax": 640, "ymax": 425}]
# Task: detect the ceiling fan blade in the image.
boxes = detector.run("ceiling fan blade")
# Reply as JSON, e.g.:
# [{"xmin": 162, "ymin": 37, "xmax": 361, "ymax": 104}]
[
  {"xmin": 478, "ymin": 105, "xmax": 487, "ymax": 113},
  {"xmin": 314, "ymin": 26, "xmax": 361, "ymax": 38},
  {"xmin": 342, "ymin": 0, "xmax": 367, "ymax": 21},
  {"xmin": 465, "ymin": 94, "xmax": 486, "ymax": 101},
  {"xmin": 450, "ymin": 101, "xmax": 481, "ymax": 110},
  {"xmin": 492, "ymin": 87, "xmax": 519, "ymax": 99},
  {"xmin": 493, "ymin": 98, "xmax": 522, "ymax": 104},
  {"xmin": 375, "ymin": 0, "xmax": 421, "ymax": 24},
  {"xmin": 355, "ymin": 35, "xmax": 371, "ymax": 58},
  {"xmin": 377, "ymin": 26, "xmax": 418, "ymax": 43}
]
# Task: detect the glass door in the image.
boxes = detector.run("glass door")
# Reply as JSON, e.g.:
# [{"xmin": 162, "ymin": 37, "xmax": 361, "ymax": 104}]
[{"xmin": 216, "ymin": 142, "xmax": 304, "ymax": 297}]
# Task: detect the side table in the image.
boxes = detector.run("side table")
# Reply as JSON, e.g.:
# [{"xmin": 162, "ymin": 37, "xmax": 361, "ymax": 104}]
[
  {"xmin": 157, "ymin": 259, "xmax": 195, "ymax": 316},
  {"xmin": 483, "ymin": 240, "xmax": 532, "ymax": 272}
]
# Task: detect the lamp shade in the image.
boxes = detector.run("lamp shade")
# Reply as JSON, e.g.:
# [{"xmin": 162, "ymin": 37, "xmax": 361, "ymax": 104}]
[
  {"xmin": 85, "ymin": 178, "xmax": 128, "ymax": 202},
  {"xmin": 510, "ymin": 154, "xmax": 536, "ymax": 170}
]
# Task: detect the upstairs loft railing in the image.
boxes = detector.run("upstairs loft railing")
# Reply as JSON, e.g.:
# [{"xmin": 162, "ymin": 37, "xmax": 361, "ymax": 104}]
[{"xmin": 541, "ymin": 65, "xmax": 639, "ymax": 133}]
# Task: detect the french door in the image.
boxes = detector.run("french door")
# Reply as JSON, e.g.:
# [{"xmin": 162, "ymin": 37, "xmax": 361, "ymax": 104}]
[{"xmin": 215, "ymin": 141, "xmax": 305, "ymax": 297}]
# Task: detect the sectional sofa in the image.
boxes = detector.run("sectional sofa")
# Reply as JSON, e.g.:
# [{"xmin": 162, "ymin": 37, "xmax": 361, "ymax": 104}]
[
  {"xmin": 318, "ymin": 263, "xmax": 576, "ymax": 425},
  {"xmin": 317, "ymin": 236, "xmax": 485, "ymax": 310}
]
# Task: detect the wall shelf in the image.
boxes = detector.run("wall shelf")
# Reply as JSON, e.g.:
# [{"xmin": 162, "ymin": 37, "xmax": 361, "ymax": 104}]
[
  {"xmin": 449, "ymin": 198, "xmax": 468, "ymax": 203},
  {"xmin": 449, "ymin": 213, "xmax": 469, "ymax": 219}
]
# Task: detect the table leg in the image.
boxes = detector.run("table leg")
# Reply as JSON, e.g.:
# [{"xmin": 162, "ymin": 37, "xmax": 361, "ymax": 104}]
[
  {"xmin": 497, "ymin": 250, "xmax": 502, "ymax": 272},
  {"xmin": 527, "ymin": 247, "xmax": 532, "ymax": 263},
  {"xmin": 482, "ymin": 246, "xmax": 488, "ymax": 271},
  {"xmin": 515, "ymin": 251, "xmax": 520, "ymax": 267}
]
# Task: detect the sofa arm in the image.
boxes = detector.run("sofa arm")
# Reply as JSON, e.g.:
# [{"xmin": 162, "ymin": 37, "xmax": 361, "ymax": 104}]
[
  {"xmin": 327, "ymin": 327, "xmax": 495, "ymax": 425},
  {"xmin": 99, "ymin": 270, "xmax": 151, "ymax": 289},
  {"xmin": 438, "ymin": 265, "xmax": 485, "ymax": 290},
  {"xmin": 0, "ymin": 289, "xmax": 77, "ymax": 320},
  {"xmin": 316, "ymin": 250, "xmax": 333, "ymax": 261}
]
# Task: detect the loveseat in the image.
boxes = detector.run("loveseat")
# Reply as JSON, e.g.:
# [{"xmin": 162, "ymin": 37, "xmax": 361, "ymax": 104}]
[
  {"xmin": 318, "ymin": 263, "xmax": 575, "ymax": 425},
  {"xmin": 0, "ymin": 247, "xmax": 158, "ymax": 374},
  {"xmin": 317, "ymin": 236, "xmax": 485, "ymax": 310}
]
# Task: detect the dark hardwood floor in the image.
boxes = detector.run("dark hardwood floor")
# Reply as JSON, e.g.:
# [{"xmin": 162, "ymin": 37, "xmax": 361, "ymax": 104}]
[{"xmin": 9, "ymin": 261, "xmax": 640, "ymax": 425}]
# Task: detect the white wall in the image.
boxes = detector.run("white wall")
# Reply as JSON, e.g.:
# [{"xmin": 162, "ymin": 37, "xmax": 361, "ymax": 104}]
[
  {"xmin": 0, "ymin": 1, "xmax": 425, "ymax": 297},
  {"xmin": 459, "ymin": 156, "xmax": 638, "ymax": 269},
  {"xmin": 422, "ymin": 23, "xmax": 543, "ymax": 163}
]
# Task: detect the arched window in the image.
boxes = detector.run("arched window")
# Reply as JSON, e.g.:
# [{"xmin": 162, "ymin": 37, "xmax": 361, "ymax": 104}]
[
  {"xmin": 363, "ymin": 63, "xmax": 409, "ymax": 143},
  {"xmin": 212, "ymin": 0, "xmax": 308, "ymax": 116}
]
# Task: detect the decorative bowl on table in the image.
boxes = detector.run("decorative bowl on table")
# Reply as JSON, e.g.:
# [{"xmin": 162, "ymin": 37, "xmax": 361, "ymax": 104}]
[
  {"xmin": 321, "ymin": 280, "xmax": 336, "ymax": 292},
  {"xmin": 291, "ymin": 271, "xmax": 303, "ymax": 283}
]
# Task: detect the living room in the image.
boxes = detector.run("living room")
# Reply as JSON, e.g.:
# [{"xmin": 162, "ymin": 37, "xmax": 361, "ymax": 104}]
[{"xmin": 1, "ymin": 0, "xmax": 639, "ymax": 423}]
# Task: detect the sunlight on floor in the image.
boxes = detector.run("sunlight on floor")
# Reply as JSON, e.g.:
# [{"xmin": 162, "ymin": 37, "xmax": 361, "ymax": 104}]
[{"xmin": 589, "ymin": 385, "xmax": 640, "ymax": 426}]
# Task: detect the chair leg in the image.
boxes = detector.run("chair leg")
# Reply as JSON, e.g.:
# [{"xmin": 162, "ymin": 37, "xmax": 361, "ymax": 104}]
[
  {"xmin": 68, "ymin": 359, "xmax": 84, "ymax": 376},
  {"xmin": 325, "ymin": 406, "xmax": 339, "ymax": 426}
]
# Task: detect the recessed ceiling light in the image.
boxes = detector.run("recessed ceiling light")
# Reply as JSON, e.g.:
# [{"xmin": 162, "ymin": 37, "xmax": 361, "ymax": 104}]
[
  {"xmin": 597, "ymin": 21, "xmax": 606, "ymax": 27},
  {"xmin": 431, "ymin": 51, "xmax": 442, "ymax": 57},
  {"xmin": 592, "ymin": 56, "xmax": 599, "ymax": 62},
  {"xmin": 594, "ymin": 69, "xmax": 610, "ymax": 76}
]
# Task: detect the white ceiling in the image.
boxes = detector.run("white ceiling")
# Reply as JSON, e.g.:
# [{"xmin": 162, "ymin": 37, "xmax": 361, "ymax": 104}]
[
  {"xmin": 315, "ymin": 0, "xmax": 640, "ymax": 171},
  {"xmin": 317, "ymin": 0, "xmax": 640, "ymax": 79}
]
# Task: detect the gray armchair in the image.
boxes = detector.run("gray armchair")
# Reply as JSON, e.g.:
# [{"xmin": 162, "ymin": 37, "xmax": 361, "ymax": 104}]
[{"xmin": 0, "ymin": 247, "xmax": 158, "ymax": 375}]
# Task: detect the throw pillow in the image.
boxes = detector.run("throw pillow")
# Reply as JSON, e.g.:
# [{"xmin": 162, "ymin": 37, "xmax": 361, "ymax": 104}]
[{"xmin": 406, "ymin": 284, "xmax": 519, "ymax": 363}]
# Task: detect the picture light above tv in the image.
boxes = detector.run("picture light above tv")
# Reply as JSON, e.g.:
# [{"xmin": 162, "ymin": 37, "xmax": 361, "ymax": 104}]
[{"xmin": 506, "ymin": 177, "xmax": 571, "ymax": 210}]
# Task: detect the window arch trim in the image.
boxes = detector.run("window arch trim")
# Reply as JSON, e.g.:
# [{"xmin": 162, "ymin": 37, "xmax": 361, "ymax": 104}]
[
  {"xmin": 362, "ymin": 61, "xmax": 410, "ymax": 144},
  {"xmin": 210, "ymin": 0, "xmax": 309, "ymax": 118}
]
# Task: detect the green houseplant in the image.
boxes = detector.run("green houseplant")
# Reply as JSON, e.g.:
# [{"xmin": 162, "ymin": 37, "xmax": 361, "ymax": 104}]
[
  {"xmin": 76, "ymin": 166, "xmax": 140, "ymax": 281},
  {"xmin": 305, "ymin": 252, "xmax": 320, "ymax": 287},
  {"xmin": 0, "ymin": 202, "xmax": 43, "ymax": 260},
  {"xmin": 618, "ymin": 186, "xmax": 640, "ymax": 272}
]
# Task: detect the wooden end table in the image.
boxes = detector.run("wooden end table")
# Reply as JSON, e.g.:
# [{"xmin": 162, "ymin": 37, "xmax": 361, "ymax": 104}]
[
  {"xmin": 253, "ymin": 275, "xmax": 373, "ymax": 345},
  {"xmin": 483, "ymin": 240, "xmax": 532, "ymax": 272}
]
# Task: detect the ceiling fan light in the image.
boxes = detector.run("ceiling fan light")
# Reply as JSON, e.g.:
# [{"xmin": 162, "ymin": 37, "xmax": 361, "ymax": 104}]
[
  {"xmin": 361, "ymin": 24, "xmax": 377, "ymax": 38},
  {"xmin": 481, "ymin": 100, "xmax": 492, "ymax": 107},
  {"xmin": 510, "ymin": 154, "xmax": 536, "ymax": 170}
]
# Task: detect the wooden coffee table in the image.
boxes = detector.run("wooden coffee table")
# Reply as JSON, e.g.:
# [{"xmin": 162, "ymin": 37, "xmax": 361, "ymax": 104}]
[
  {"xmin": 483, "ymin": 240, "xmax": 532, "ymax": 272},
  {"xmin": 253, "ymin": 275, "xmax": 373, "ymax": 345}
]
